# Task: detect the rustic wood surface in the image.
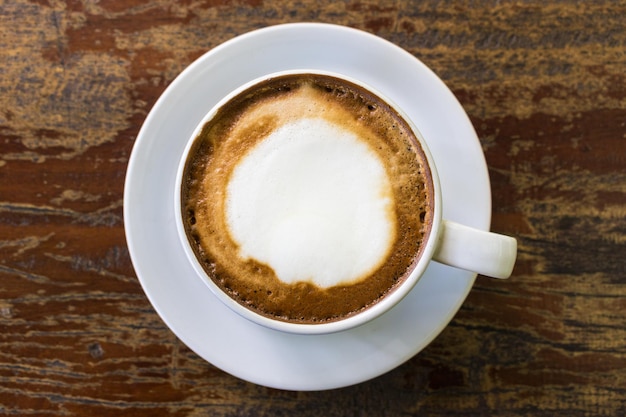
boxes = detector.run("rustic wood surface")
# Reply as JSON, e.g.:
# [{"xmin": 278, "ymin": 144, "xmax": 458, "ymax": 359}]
[{"xmin": 1, "ymin": 0, "xmax": 625, "ymax": 415}]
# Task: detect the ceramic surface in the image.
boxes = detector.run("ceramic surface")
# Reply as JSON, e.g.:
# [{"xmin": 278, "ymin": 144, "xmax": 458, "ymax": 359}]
[{"xmin": 124, "ymin": 23, "xmax": 491, "ymax": 391}]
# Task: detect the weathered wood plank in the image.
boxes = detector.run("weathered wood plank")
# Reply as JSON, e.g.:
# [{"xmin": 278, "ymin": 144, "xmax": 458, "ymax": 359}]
[{"xmin": 1, "ymin": 0, "xmax": 625, "ymax": 415}]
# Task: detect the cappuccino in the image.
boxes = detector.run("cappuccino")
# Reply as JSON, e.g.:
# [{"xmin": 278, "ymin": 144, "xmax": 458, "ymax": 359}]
[{"xmin": 181, "ymin": 73, "xmax": 434, "ymax": 324}]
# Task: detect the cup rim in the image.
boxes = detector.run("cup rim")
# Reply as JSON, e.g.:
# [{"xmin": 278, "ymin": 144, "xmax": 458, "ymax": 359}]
[{"xmin": 174, "ymin": 69, "xmax": 443, "ymax": 335}]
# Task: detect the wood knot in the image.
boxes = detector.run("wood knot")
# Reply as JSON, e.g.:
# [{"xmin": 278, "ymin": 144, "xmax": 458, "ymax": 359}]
[{"xmin": 88, "ymin": 342, "xmax": 105, "ymax": 359}]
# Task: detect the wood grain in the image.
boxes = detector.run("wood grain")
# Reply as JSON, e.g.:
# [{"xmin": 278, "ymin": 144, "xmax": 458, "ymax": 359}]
[{"xmin": 1, "ymin": 0, "xmax": 625, "ymax": 415}]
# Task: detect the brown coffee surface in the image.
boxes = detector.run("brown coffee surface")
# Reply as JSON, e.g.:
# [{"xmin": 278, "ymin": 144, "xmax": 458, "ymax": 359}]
[{"xmin": 181, "ymin": 73, "xmax": 434, "ymax": 324}]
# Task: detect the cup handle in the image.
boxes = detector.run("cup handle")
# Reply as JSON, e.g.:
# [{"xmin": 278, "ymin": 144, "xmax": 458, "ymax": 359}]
[{"xmin": 433, "ymin": 220, "xmax": 517, "ymax": 279}]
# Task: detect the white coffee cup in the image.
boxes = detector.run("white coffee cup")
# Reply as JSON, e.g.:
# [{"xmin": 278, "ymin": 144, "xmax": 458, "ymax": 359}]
[{"xmin": 174, "ymin": 70, "xmax": 517, "ymax": 335}]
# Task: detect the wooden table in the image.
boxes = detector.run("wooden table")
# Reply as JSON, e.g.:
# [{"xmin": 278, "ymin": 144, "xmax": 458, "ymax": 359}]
[{"xmin": 2, "ymin": 1, "xmax": 625, "ymax": 415}]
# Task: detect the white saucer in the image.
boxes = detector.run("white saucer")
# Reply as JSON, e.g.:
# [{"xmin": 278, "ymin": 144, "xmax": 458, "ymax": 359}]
[{"xmin": 124, "ymin": 23, "xmax": 491, "ymax": 391}]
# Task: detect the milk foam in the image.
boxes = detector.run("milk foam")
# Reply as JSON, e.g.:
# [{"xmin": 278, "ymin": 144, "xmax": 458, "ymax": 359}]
[{"xmin": 225, "ymin": 117, "xmax": 396, "ymax": 288}]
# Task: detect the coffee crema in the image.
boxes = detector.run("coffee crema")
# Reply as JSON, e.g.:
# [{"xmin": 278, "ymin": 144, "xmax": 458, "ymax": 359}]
[{"xmin": 181, "ymin": 73, "xmax": 434, "ymax": 324}]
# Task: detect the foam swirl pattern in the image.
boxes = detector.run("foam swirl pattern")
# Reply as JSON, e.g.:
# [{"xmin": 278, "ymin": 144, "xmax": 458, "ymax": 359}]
[{"xmin": 181, "ymin": 73, "xmax": 434, "ymax": 324}]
